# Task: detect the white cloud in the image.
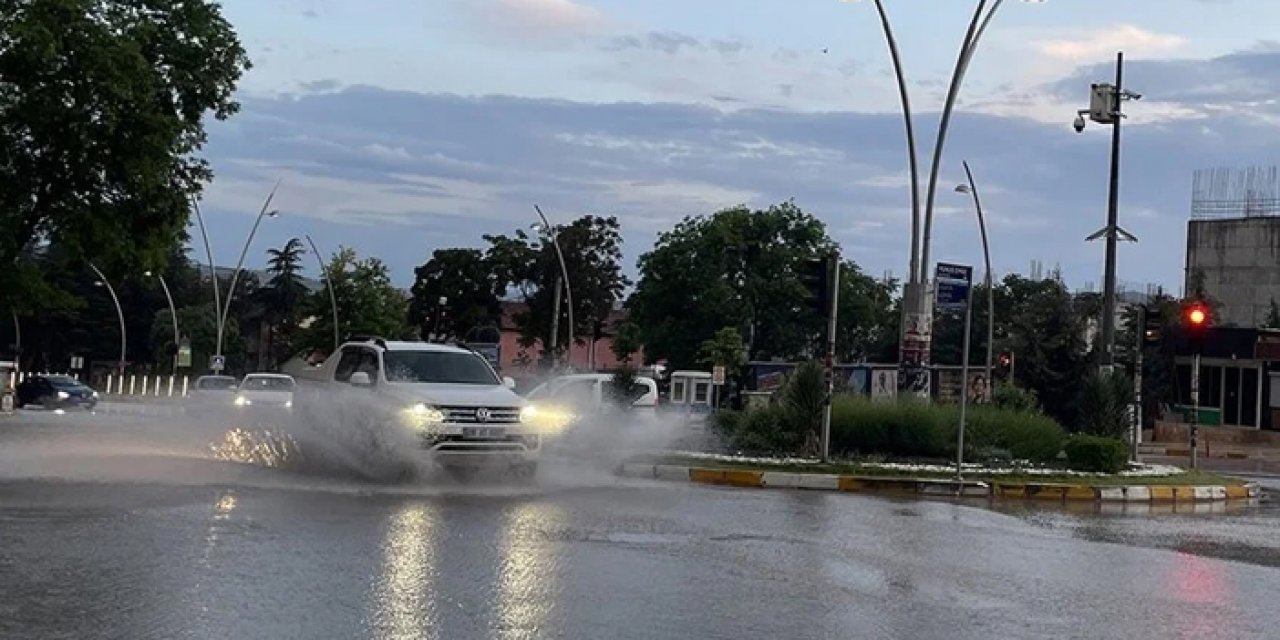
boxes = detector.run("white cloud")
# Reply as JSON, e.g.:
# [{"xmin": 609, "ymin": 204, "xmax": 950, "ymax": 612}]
[
  {"xmin": 1037, "ymin": 25, "xmax": 1188, "ymax": 61},
  {"xmin": 462, "ymin": 0, "xmax": 608, "ymax": 46}
]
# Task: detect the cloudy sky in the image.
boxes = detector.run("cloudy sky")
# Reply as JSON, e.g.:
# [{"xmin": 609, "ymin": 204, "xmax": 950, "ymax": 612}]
[{"xmin": 196, "ymin": 0, "xmax": 1280, "ymax": 293}]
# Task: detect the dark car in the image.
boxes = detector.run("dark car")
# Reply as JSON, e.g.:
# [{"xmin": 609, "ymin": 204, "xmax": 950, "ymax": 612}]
[{"xmin": 16, "ymin": 375, "xmax": 99, "ymax": 410}]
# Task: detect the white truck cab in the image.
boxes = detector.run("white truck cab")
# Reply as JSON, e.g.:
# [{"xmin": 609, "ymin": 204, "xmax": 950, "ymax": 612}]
[{"xmin": 301, "ymin": 337, "xmax": 540, "ymax": 473}]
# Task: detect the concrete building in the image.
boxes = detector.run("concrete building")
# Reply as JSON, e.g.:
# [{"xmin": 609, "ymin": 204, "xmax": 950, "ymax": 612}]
[
  {"xmin": 1185, "ymin": 216, "xmax": 1280, "ymax": 327},
  {"xmin": 1184, "ymin": 166, "xmax": 1280, "ymax": 328}
]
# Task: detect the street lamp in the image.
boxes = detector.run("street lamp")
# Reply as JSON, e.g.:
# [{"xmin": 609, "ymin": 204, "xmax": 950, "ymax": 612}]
[
  {"xmin": 955, "ymin": 160, "xmax": 993, "ymax": 400},
  {"xmin": 1075, "ymin": 52, "xmax": 1140, "ymax": 371},
  {"xmin": 190, "ymin": 181, "xmax": 282, "ymax": 371},
  {"xmin": 145, "ymin": 270, "xmax": 181, "ymax": 373},
  {"xmin": 532, "ymin": 205, "xmax": 574, "ymax": 371},
  {"xmin": 300, "ymin": 235, "xmax": 341, "ymax": 353},
  {"xmin": 844, "ymin": 0, "xmax": 1043, "ymax": 396},
  {"xmin": 88, "ymin": 262, "xmax": 126, "ymax": 376}
]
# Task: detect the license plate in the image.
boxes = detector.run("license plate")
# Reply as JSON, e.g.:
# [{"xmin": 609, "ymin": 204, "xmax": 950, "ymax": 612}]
[{"xmin": 463, "ymin": 427, "xmax": 504, "ymax": 439}]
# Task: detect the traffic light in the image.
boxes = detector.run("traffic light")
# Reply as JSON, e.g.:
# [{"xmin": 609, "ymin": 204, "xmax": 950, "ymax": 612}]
[
  {"xmin": 800, "ymin": 257, "xmax": 831, "ymax": 316},
  {"xmin": 1184, "ymin": 302, "xmax": 1210, "ymax": 331},
  {"xmin": 997, "ymin": 352, "xmax": 1012, "ymax": 371},
  {"xmin": 1142, "ymin": 304, "xmax": 1163, "ymax": 345}
]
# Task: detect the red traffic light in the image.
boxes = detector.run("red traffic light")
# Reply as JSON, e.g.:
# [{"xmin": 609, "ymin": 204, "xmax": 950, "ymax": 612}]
[{"xmin": 1185, "ymin": 303, "xmax": 1209, "ymax": 327}]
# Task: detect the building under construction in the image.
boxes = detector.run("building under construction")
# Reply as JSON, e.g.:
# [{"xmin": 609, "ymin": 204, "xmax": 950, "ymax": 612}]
[{"xmin": 1185, "ymin": 166, "xmax": 1280, "ymax": 327}]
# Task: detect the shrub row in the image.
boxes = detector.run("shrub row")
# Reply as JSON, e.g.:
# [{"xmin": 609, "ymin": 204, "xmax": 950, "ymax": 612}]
[{"xmin": 716, "ymin": 393, "xmax": 1071, "ymax": 464}]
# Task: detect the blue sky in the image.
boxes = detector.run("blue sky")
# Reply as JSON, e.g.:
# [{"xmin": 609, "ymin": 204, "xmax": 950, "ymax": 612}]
[{"xmin": 195, "ymin": 0, "xmax": 1280, "ymax": 293}]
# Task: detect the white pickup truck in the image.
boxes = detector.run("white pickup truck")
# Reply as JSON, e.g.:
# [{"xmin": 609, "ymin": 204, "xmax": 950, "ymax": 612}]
[{"xmin": 296, "ymin": 337, "xmax": 541, "ymax": 475}]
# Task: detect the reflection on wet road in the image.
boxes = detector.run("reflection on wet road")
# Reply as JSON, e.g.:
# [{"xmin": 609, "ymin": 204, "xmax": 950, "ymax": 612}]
[{"xmin": 2, "ymin": 411, "xmax": 1279, "ymax": 639}]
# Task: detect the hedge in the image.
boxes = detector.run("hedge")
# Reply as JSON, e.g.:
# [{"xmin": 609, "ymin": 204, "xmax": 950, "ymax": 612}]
[{"xmin": 1063, "ymin": 435, "xmax": 1130, "ymax": 473}]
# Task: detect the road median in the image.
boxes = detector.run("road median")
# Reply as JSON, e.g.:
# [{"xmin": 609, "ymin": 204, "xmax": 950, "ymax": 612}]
[{"xmin": 618, "ymin": 455, "xmax": 1262, "ymax": 503}]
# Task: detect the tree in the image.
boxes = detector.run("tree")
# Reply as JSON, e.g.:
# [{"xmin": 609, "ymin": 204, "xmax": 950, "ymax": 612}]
[
  {"xmin": 697, "ymin": 327, "xmax": 747, "ymax": 371},
  {"xmin": 836, "ymin": 263, "xmax": 898, "ymax": 363},
  {"xmin": 407, "ymin": 248, "xmax": 504, "ymax": 341},
  {"xmin": 628, "ymin": 201, "xmax": 834, "ymax": 370},
  {"xmin": 484, "ymin": 216, "xmax": 629, "ymax": 366},
  {"xmin": 1264, "ymin": 299, "xmax": 1280, "ymax": 329},
  {"xmin": 297, "ymin": 247, "xmax": 410, "ymax": 354},
  {"xmin": 258, "ymin": 238, "xmax": 308, "ymax": 366},
  {"xmin": 0, "ymin": 0, "xmax": 251, "ymax": 303},
  {"xmin": 610, "ymin": 320, "xmax": 643, "ymax": 365},
  {"xmin": 996, "ymin": 274, "xmax": 1090, "ymax": 425}
]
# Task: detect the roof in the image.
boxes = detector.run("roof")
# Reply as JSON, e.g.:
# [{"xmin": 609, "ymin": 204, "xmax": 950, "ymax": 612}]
[
  {"xmin": 547, "ymin": 373, "xmax": 656, "ymax": 382},
  {"xmin": 378, "ymin": 340, "xmax": 473, "ymax": 354},
  {"xmin": 242, "ymin": 372, "xmax": 295, "ymax": 379}
]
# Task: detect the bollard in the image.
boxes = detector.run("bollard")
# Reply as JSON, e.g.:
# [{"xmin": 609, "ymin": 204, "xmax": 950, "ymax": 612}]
[
  {"xmin": 154, "ymin": 376, "xmax": 161, "ymax": 397},
  {"xmin": 167, "ymin": 376, "xmax": 175, "ymax": 397},
  {"xmin": 181, "ymin": 376, "xmax": 189, "ymax": 397},
  {"xmin": 106, "ymin": 374, "xmax": 113, "ymax": 395},
  {"xmin": 117, "ymin": 375, "xmax": 125, "ymax": 395},
  {"xmin": 128, "ymin": 375, "xmax": 136, "ymax": 395},
  {"xmin": 142, "ymin": 375, "xmax": 149, "ymax": 397}
]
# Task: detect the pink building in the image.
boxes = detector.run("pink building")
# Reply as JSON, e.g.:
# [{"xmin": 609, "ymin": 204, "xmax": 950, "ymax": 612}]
[{"xmin": 496, "ymin": 302, "xmax": 641, "ymax": 379}]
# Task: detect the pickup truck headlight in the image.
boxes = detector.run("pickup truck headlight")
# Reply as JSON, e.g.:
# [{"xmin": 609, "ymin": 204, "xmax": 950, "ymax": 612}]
[
  {"xmin": 519, "ymin": 405, "xmax": 539, "ymax": 424},
  {"xmin": 234, "ymin": 395, "xmax": 251, "ymax": 407},
  {"xmin": 57, "ymin": 391, "xmax": 70, "ymax": 400},
  {"xmin": 402, "ymin": 403, "xmax": 446, "ymax": 430},
  {"xmin": 521, "ymin": 403, "xmax": 575, "ymax": 433}
]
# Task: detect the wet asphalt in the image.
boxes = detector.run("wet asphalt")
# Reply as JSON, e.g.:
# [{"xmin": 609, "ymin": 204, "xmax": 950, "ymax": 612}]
[{"xmin": 2, "ymin": 409, "xmax": 1280, "ymax": 640}]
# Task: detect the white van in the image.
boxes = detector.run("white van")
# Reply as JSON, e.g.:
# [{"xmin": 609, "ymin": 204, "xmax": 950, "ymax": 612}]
[{"xmin": 524, "ymin": 373, "xmax": 659, "ymax": 413}]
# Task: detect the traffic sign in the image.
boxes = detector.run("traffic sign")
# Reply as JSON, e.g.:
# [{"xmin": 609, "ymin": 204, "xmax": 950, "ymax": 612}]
[
  {"xmin": 712, "ymin": 366, "xmax": 726, "ymax": 385},
  {"xmin": 69, "ymin": 356, "xmax": 84, "ymax": 370},
  {"xmin": 177, "ymin": 342, "xmax": 192, "ymax": 368},
  {"xmin": 934, "ymin": 263, "xmax": 973, "ymax": 310},
  {"xmin": 210, "ymin": 354, "xmax": 225, "ymax": 372}
]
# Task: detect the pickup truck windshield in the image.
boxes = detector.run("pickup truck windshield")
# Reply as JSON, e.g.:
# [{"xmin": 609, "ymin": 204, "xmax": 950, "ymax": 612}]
[
  {"xmin": 383, "ymin": 351, "xmax": 500, "ymax": 385},
  {"xmin": 241, "ymin": 376, "xmax": 295, "ymax": 391}
]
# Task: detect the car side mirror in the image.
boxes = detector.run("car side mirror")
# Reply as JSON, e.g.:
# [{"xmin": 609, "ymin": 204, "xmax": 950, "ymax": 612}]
[
  {"xmin": 503, "ymin": 376, "xmax": 517, "ymax": 390},
  {"xmin": 349, "ymin": 372, "xmax": 373, "ymax": 387}
]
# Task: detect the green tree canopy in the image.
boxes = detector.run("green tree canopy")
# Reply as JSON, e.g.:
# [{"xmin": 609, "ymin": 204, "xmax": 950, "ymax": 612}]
[
  {"xmin": 407, "ymin": 248, "xmax": 504, "ymax": 341},
  {"xmin": 298, "ymin": 247, "xmax": 410, "ymax": 355},
  {"xmin": 0, "ymin": 0, "xmax": 250, "ymax": 304}
]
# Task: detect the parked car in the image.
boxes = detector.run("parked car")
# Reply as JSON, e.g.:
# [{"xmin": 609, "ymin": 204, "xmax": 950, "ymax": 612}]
[
  {"xmin": 524, "ymin": 373, "xmax": 659, "ymax": 415},
  {"xmin": 16, "ymin": 375, "xmax": 99, "ymax": 410}
]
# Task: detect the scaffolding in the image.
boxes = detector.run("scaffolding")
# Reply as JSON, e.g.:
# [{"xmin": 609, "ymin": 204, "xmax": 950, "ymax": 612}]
[{"xmin": 1191, "ymin": 166, "xmax": 1280, "ymax": 219}]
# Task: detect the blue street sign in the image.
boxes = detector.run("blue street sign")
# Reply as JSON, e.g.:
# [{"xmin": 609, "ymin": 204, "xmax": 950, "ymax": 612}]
[{"xmin": 934, "ymin": 263, "xmax": 973, "ymax": 310}]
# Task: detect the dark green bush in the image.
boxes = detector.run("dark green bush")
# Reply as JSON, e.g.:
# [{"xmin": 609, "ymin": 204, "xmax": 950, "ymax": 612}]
[
  {"xmin": 991, "ymin": 383, "xmax": 1040, "ymax": 414},
  {"xmin": 717, "ymin": 405, "xmax": 802, "ymax": 455},
  {"xmin": 964, "ymin": 405, "xmax": 1065, "ymax": 463},
  {"xmin": 1064, "ymin": 435, "xmax": 1130, "ymax": 473},
  {"xmin": 1078, "ymin": 370, "xmax": 1134, "ymax": 438},
  {"xmin": 830, "ymin": 394, "xmax": 1065, "ymax": 462}
]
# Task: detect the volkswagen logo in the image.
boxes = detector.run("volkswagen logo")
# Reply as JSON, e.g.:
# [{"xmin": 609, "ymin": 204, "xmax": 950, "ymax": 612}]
[{"xmin": 474, "ymin": 407, "xmax": 491, "ymax": 423}]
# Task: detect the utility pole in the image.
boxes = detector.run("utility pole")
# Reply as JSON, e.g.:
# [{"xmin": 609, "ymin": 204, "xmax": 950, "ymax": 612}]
[
  {"xmin": 820, "ymin": 252, "xmax": 841, "ymax": 463},
  {"xmin": 1132, "ymin": 305, "xmax": 1145, "ymax": 462},
  {"xmin": 1077, "ymin": 52, "xmax": 1140, "ymax": 372}
]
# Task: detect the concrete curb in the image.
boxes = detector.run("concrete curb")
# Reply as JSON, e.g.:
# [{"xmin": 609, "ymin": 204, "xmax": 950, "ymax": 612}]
[{"xmin": 618, "ymin": 463, "xmax": 1262, "ymax": 503}]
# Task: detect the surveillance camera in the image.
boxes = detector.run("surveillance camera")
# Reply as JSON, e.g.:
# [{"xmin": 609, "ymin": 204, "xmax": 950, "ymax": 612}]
[{"xmin": 1073, "ymin": 114, "xmax": 1086, "ymax": 133}]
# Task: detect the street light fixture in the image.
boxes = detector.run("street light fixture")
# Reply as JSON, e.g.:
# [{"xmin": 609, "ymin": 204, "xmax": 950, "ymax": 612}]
[
  {"xmin": 532, "ymin": 205, "xmax": 575, "ymax": 371},
  {"xmin": 954, "ymin": 161, "xmax": 994, "ymax": 401},
  {"xmin": 1074, "ymin": 52, "xmax": 1140, "ymax": 372},
  {"xmin": 88, "ymin": 263, "xmax": 126, "ymax": 376},
  {"xmin": 145, "ymin": 270, "xmax": 181, "ymax": 373}
]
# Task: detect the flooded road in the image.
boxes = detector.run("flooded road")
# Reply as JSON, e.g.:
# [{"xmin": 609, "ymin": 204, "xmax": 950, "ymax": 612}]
[{"xmin": 2, "ymin": 410, "xmax": 1279, "ymax": 639}]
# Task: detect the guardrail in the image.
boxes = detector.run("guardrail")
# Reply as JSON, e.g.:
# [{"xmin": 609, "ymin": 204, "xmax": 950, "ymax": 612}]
[{"xmin": 8, "ymin": 371, "xmax": 191, "ymax": 398}]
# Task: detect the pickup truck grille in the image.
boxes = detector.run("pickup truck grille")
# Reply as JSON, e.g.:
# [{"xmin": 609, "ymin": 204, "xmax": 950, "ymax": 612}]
[{"xmin": 440, "ymin": 406, "xmax": 521, "ymax": 424}]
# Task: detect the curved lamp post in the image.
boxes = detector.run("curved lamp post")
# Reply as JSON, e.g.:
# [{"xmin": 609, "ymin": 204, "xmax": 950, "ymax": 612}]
[
  {"xmin": 145, "ymin": 270, "xmax": 181, "ymax": 373},
  {"xmin": 191, "ymin": 198, "xmax": 221, "ymax": 354},
  {"xmin": 218, "ymin": 182, "xmax": 282, "ymax": 361},
  {"xmin": 846, "ymin": 0, "xmax": 1041, "ymax": 395},
  {"xmin": 88, "ymin": 262, "xmax": 126, "ymax": 375},
  {"xmin": 533, "ymin": 205, "xmax": 574, "ymax": 370},
  {"xmin": 301, "ymin": 235, "xmax": 341, "ymax": 352},
  {"xmin": 955, "ymin": 160, "xmax": 993, "ymax": 399}
]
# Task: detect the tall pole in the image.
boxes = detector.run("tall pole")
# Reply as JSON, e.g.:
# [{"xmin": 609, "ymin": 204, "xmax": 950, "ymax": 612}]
[
  {"xmin": 820, "ymin": 252, "xmax": 841, "ymax": 463},
  {"xmin": 869, "ymin": 0, "xmax": 920, "ymax": 286},
  {"xmin": 88, "ymin": 262, "xmax": 126, "ymax": 376},
  {"xmin": 1190, "ymin": 352, "xmax": 1200, "ymax": 470},
  {"xmin": 956, "ymin": 283, "xmax": 975, "ymax": 481},
  {"xmin": 534, "ymin": 205, "xmax": 574, "ymax": 368},
  {"xmin": 191, "ymin": 199, "xmax": 222, "ymax": 361},
  {"xmin": 10, "ymin": 310, "xmax": 19, "ymax": 367},
  {"xmin": 303, "ymin": 235, "xmax": 341, "ymax": 352},
  {"xmin": 1100, "ymin": 52, "xmax": 1125, "ymax": 371},
  {"xmin": 1133, "ymin": 305, "xmax": 1145, "ymax": 462},
  {"xmin": 960, "ymin": 161, "xmax": 994, "ymax": 398},
  {"xmin": 217, "ymin": 181, "xmax": 282, "ymax": 362},
  {"xmin": 549, "ymin": 276, "xmax": 563, "ymax": 370},
  {"xmin": 148, "ymin": 271, "xmax": 180, "ymax": 373}
]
